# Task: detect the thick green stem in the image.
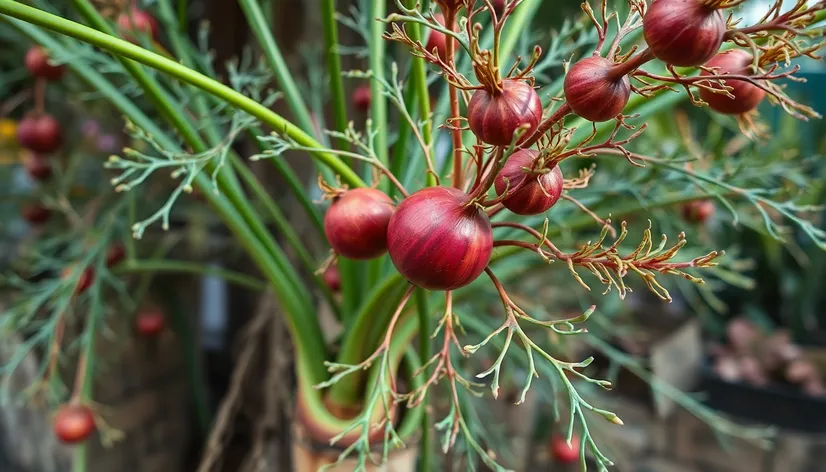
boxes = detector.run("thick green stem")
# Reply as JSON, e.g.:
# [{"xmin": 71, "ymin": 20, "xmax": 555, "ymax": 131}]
[
  {"xmin": 229, "ymin": 156, "xmax": 343, "ymax": 319},
  {"xmin": 368, "ymin": 0, "xmax": 389, "ymax": 170},
  {"xmin": 319, "ymin": 0, "xmax": 348, "ymax": 148},
  {"xmin": 390, "ymin": 0, "xmax": 435, "ymax": 193},
  {"xmin": 414, "ymin": 288, "xmax": 432, "ymax": 472},
  {"xmin": 177, "ymin": 0, "xmax": 187, "ymax": 32},
  {"xmin": 237, "ymin": 0, "xmax": 318, "ymax": 140},
  {"xmin": 0, "ymin": 1, "xmax": 363, "ymax": 187}
]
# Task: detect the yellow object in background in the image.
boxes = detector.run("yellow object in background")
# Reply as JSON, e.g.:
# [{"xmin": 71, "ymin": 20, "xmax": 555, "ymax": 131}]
[
  {"xmin": 0, "ymin": 119, "xmax": 23, "ymax": 164},
  {"xmin": 0, "ymin": 119, "xmax": 17, "ymax": 142}
]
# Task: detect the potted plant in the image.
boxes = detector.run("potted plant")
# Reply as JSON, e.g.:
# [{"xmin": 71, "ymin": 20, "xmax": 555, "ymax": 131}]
[{"xmin": 1, "ymin": 0, "xmax": 826, "ymax": 471}]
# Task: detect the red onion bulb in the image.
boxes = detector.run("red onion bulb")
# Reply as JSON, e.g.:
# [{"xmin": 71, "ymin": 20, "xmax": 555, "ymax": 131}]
[
  {"xmin": 53, "ymin": 405, "xmax": 96, "ymax": 445},
  {"xmin": 426, "ymin": 14, "xmax": 452, "ymax": 61},
  {"xmin": 643, "ymin": 0, "xmax": 725, "ymax": 67},
  {"xmin": 387, "ymin": 187, "xmax": 493, "ymax": 290},
  {"xmin": 494, "ymin": 150, "xmax": 564, "ymax": 215},
  {"xmin": 564, "ymin": 56, "xmax": 630, "ymax": 122},
  {"xmin": 352, "ymin": 85, "xmax": 371, "ymax": 112},
  {"xmin": 324, "ymin": 188, "xmax": 395, "ymax": 259},
  {"xmin": 22, "ymin": 203, "xmax": 51, "ymax": 225},
  {"xmin": 699, "ymin": 50, "xmax": 766, "ymax": 115},
  {"xmin": 467, "ymin": 79, "xmax": 542, "ymax": 146},
  {"xmin": 136, "ymin": 309, "xmax": 166, "ymax": 337},
  {"xmin": 117, "ymin": 8, "xmax": 160, "ymax": 43},
  {"xmin": 23, "ymin": 152, "xmax": 52, "ymax": 181},
  {"xmin": 25, "ymin": 46, "xmax": 66, "ymax": 81},
  {"xmin": 681, "ymin": 199, "xmax": 715, "ymax": 223},
  {"xmin": 17, "ymin": 114, "xmax": 63, "ymax": 154}
]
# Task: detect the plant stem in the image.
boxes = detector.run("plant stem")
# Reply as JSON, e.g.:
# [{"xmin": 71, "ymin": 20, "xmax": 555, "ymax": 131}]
[
  {"xmin": 415, "ymin": 288, "xmax": 432, "ymax": 472},
  {"xmin": 71, "ymin": 268, "xmax": 104, "ymax": 472},
  {"xmin": 177, "ymin": 0, "xmax": 187, "ymax": 32},
  {"xmin": 320, "ymin": 0, "xmax": 348, "ymax": 148},
  {"xmin": 247, "ymin": 127, "xmax": 325, "ymax": 234},
  {"xmin": 237, "ymin": 0, "xmax": 317, "ymax": 140},
  {"xmin": 116, "ymin": 260, "xmax": 266, "ymax": 291},
  {"xmin": 369, "ymin": 0, "xmax": 389, "ymax": 171},
  {"xmin": 391, "ymin": 0, "xmax": 435, "ymax": 192},
  {"xmin": 229, "ymin": 156, "xmax": 343, "ymax": 319},
  {"xmin": 0, "ymin": 1, "xmax": 364, "ymax": 187},
  {"xmin": 444, "ymin": 10, "xmax": 463, "ymax": 189}
]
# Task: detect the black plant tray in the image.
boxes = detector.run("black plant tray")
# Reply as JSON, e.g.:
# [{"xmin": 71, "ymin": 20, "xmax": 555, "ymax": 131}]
[{"xmin": 701, "ymin": 364, "xmax": 826, "ymax": 433}]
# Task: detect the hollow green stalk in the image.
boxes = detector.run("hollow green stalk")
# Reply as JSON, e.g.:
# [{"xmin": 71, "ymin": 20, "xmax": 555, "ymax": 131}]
[{"xmin": 320, "ymin": 0, "xmax": 348, "ymax": 149}]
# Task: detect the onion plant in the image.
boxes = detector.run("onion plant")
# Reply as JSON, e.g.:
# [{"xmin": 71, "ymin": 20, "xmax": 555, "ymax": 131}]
[{"xmin": 1, "ymin": 0, "xmax": 825, "ymax": 471}]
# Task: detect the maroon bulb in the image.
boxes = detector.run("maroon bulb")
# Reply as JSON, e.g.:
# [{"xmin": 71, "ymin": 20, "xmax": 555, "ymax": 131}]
[
  {"xmin": 136, "ymin": 309, "xmax": 166, "ymax": 337},
  {"xmin": 23, "ymin": 152, "xmax": 53, "ymax": 182},
  {"xmin": 387, "ymin": 187, "xmax": 493, "ymax": 291},
  {"xmin": 494, "ymin": 150, "xmax": 564, "ymax": 216},
  {"xmin": 105, "ymin": 244, "xmax": 126, "ymax": 267},
  {"xmin": 62, "ymin": 265, "xmax": 95, "ymax": 295},
  {"xmin": 117, "ymin": 8, "xmax": 160, "ymax": 43},
  {"xmin": 352, "ymin": 85, "xmax": 371, "ymax": 113},
  {"xmin": 53, "ymin": 405, "xmax": 96, "ymax": 445},
  {"xmin": 426, "ymin": 14, "xmax": 451, "ymax": 61},
  {"xmin": 682, "ymin": 199, "xmax": 715, "ymax": 223},
  {"xmin": 467, "ymin": 79, "xmax": 542, "ymax": 146},
  {"xmin": 699, "ymin": 50, "xmax": 766, "ymax": 115},
  {"xmin": 25, "ymin": 46, "xmax": 66, "ymax": 81},
  {"xmin": 643, "ymin": 0, "xmax": 726, "ymax": 67},
  {"xmin": 323, "ymin": 265, "xmax": 341, "ymax": 293},
  {"xmin": 324, "ymin": 188, "xmax": 395, "ymax": 259},
  {"xmin": 21, "ymin": 203, "xmax": 51, "ymax": 225},
  {"xmin": 564, "ymin": 56, "xmax": 630, "ymax": 122},
  {"xmin": 17, "ymin": 114, "xmax": 63, "ymax": 154}
]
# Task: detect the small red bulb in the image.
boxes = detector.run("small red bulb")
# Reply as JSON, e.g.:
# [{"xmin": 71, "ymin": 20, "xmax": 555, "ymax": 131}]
[
  {"xmin": 62, "ymin": 265, "xmax": 95, "ymax": 295},
  {"xmin": 425, "ymin": 14, "xmax": 453, "ymax": 61},
  {"xmin": 467, "ymin": 79, "xmax": 542, "ymax": 146},
  {"xmin": 25, "ymin": 46, "xmax": 66, "ymax": 81},
  {"xmin": 136, "ymin": 309, "xmax": 166, "ymax": 337},
  {"xmin": 699, "ymin": 50, "xmax": 766, "ymax": 115},
  {"xmin": 494, "ymin": 150, "xmax": 564, "ymax": 216},
  {"xmin": 17, "ymin": 114, "xmax": 63, "ymax": 154},
  {"xmin": 682, "ymin": 200, "xmax": 715, "ymax": 223},
  {"xmin": 105, "ymin": 245, "xmax": 126, "ymax": 267},
  {"xmin": 117, "ymin": 8, "xmax": 160, "ymax": 43},
  {"xmin": 23, "ymin": 152, "xmax": 53, "ymax": 182},
  {"xmin": 53, "ymin": 405, "xmax": 96, "ymax": 445},
  {"xmin": 21, "ymin": 203, "xmax": 51, "ymax": 225},
  {"xmin": 323, "ymin": 265, "xmax": 341, "ymax": 293},
  {"xmin": 352, "ymin": 85, "xmax": 371, "ymax": 113},
  {"xmin": 564, "ymin": 56, "xmax": 630, "ymax": 122},
  {"xmin": 549, "ymin": 434, "xmax": 580, "ymax": 464},
  {"xmin": 324, "ymin": 188, "xmax": 395, "ymax": 260}
]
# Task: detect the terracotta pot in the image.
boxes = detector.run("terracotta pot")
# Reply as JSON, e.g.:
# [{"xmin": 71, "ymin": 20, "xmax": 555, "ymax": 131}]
[{"xmin": 291, "ymin": 424, "xmax": 418, "ymax": 472}]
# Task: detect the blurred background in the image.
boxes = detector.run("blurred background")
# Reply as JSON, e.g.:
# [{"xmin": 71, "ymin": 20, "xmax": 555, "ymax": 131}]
[{"xmin": 2, "ymin": 0, "xmax": 826, "ymax": 471}]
